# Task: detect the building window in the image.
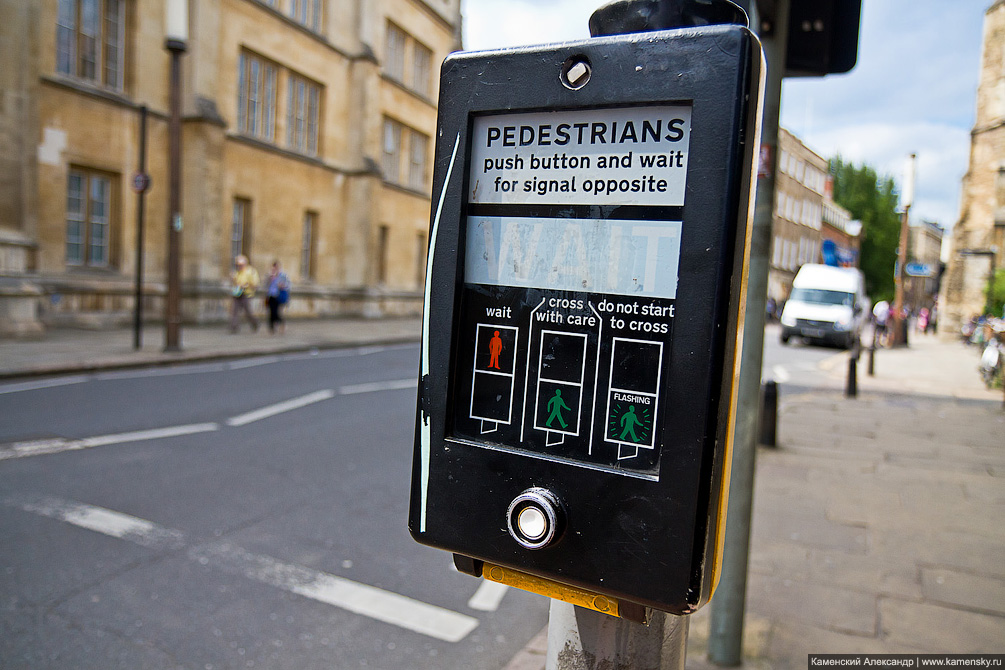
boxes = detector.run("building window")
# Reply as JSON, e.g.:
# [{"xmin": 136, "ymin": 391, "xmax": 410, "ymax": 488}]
[
  {"xmin": 231, "ymin": 198, "xmax": 252, "ymax": 262},
  {"xmin": 287, "ymin": 74, "xmax": 322, "ymax": 156},
  {"xmin": 385, "ymin": 22, "xmax": 435, "ymax": 97},
  {"xmin": 412, "ymin": 42, "xmax": 432, "ymax": 97},
  {"xmin": 383, "ymin": 118, "xmax": 429, "ymax": 191},
  {"xmin": 383, "ymin": 118, "xmax": 403, "ymax": 183},
  {"xmin": 237, "ymin": 51, "xmax": 277, "ymax": 142},
  {"xmin": 289, "ymin": 0, "xmax": 323, "ymax": 32},
  {"xmin": 416, "ymin": 233, "xmax": 427, "ymax": 288},
  {"xmin": 301, "ymin": 211, "xmax": 316, "ymax": 280},
  {"xmin": 408, "ymin": 131, "xmax": 428, "ymax": 190},
  {"xmin": 377, "ymin": 225, "xmax": 389, "ymax": 284},
  {"xmin": 57, "ymin": 0, "xmax": 125, "ymax": 90},
  {"xmin": 385, "ymin": 22, "xmax": 407, "ymax": 82},
  {"xmin": 66, "ymin": 168, "xmax": 115, "ymax": 267}
]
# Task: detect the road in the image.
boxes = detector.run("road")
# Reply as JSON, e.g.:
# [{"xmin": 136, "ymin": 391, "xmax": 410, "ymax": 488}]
[
  {"xmin": 761, "ymin": 322, "xmax": 850, "ymax": 390},
  {"xmin": 0, "ymin": 329, "xmax": 847, "ymax": 669},
  {"xmin": 0, "ymin": 344, "xmax": 549, "ymax": 670}
]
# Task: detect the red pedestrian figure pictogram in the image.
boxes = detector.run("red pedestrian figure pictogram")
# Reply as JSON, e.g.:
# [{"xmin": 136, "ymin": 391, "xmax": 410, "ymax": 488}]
[{"xmin": 488, "ymin": 330, "xmax": 503, "ymax": 370}]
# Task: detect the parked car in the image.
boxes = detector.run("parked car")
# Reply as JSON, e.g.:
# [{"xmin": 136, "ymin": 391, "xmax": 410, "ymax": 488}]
[{"xmin": 779, "ymin": 264, "xmax": 869, "ymax": 349}]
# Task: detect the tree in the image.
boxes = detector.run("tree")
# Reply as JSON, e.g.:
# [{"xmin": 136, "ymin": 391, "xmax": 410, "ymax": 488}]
[
  {"xmin": 986, "ymin": 268, "xmax": 1005, "ymax": 317},
  {"xmin": 829, "ymin": 157, "xmax": 901, "ymax": 303}
]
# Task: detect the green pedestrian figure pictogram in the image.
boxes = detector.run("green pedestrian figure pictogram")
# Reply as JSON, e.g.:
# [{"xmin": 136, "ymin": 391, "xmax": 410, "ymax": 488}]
[
  {"xmin": 545, "ymin": 389, "xmax": 570, "ymax": 429},
  {"xmin": 619, "ymin": 405, "xmax": 642, "ymax": 442}
]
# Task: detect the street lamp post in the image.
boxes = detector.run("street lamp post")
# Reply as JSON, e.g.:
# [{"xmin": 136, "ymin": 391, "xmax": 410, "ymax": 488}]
[
  {"xmin": 164, "ymin": 0, "xmax": 187, "ymax": 352},
  {"xmin": 892, "ymin": 153, "xmax": 916, "ymax": 347}
]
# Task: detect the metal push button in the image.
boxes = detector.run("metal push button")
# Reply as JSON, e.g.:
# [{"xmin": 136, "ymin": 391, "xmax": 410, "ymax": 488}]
[
  {"xmin": 506, "ymin": 488, "xmax": 564, "ymax": 549},
  {"xmin": 518, "ymin": 507, "xmax": 548, "ymax": 540}
]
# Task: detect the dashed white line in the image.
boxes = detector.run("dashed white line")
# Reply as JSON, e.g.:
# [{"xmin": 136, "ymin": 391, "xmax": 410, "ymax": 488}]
[
  {"xmin": 6, "ymin": 495, "xmax": 186, "ymax": 550},
  {"xmin": 1, "ymin": 378, "xmax": 413, "ymax": 460},
  {"xmin": 467, "ymin": 579, "xmax": 510, "ymax": 612},
  {"xmin": 225, "ymin": 390, "xmax": 335, "ymax": 427},
  {"xmin": 0, "ymin": 423, "xmax": 220, "ymax": 461},
  {"xmin": 0, "ymin": 376, "xmax": 89, "ymax": 395},
  {"xmin": 192, "ymin": 542, "xmax": 479, "ymax": 642},
  {"xmin": 4, "ymin": 495, "xmax": 479, "ymax": 642},
  {"xmin": 226, "ymin": 356, "xmax": 280, "ymax": 370},
  {"xmin": 339, "ymin": 379, "xmax": 416, "ymax": 395}
]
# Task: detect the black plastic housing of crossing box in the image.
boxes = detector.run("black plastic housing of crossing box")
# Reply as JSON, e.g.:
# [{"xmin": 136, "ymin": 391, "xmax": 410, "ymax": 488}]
[{"xmin": 410, "ymin": 24, "xmax": 763, "ymax": 615}]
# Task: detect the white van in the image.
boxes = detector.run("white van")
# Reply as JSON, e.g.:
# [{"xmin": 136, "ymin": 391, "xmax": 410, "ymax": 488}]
[{"xmin": 779, "ymin": 264, "xmax": 869, "ymax": 349}]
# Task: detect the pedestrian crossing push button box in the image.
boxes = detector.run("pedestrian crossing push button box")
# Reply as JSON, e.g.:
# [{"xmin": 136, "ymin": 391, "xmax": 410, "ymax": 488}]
[{"xmin": 410, "ymin": 13, "xmax": 764, "ymax": 616}]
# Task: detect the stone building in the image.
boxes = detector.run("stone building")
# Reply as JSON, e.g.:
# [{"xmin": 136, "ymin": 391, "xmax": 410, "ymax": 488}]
[
  {"xmin": 820, "ymin": 182, "xmax": 861, "ymax": 269},
  {"xmin": 767, "ymin": 127, "xmax": 830, "ymax": 303},
  {"xmin": 907, "ymin": 219, "xmax": 944, "ymax": 309},
  {"xmin": 0, "ymin": 0, "xmax": 461, "ymax": 335},
  {"xmin": 941, "ymin": 0, "xmax": 1005, "ymax": 331}
]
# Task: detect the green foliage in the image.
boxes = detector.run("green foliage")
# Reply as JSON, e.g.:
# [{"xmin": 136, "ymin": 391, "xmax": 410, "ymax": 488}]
[
  {"xmin": 986, "ymin": 268, "xmax": 1005, "ymax": 317},
  {"xmin": 828, "ymin": 157, "xmax": 902, "ymax": 303}
]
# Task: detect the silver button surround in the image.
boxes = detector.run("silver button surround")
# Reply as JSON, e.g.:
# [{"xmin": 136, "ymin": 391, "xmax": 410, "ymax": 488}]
[{"xmin": 506, "ymin": 488, "xmax": 563, "ymax": 550}]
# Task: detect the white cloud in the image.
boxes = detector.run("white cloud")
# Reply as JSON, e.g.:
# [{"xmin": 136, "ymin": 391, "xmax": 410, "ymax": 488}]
[
  {"xmin": 798, "ymin": 121, "xmax": 971, "ymax": 226},
  {"xmin": 463, "ymin": 0, "xmax": 594, "ymax": 51},
  {"xmin": 462, "ymin": 0, "xmax": 993, "ymax": 230}
]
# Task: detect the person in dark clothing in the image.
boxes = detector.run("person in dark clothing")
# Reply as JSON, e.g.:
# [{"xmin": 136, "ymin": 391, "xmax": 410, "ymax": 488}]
[{"xmin": 264, "ymin": 261, "xmax": 290, "ymax": 334}]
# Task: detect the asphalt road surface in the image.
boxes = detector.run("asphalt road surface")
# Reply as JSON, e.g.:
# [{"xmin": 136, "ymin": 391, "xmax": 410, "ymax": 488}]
[
  {"xmin": 0, "ymin": 330, "xmax": 843, "ymax": 669},
  {"xmin": 0, "ymin": 344, "xmax": 550, "ymax": 670},
  {"xmin": 762, "ymin": 322, "xmax": 850, "ymax": 389}
]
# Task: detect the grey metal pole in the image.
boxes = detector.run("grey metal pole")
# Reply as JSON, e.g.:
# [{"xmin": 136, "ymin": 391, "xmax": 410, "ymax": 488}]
[
  {"xmin": 164, "ymin": 36, "xmax": 186, "ymax": 352},
  {"xmin": 706, "ymin": 0, "xmax": 789, "ymax": 664},
  {"xmin": 547, "ymin": 601, "xmax": 688, "ymax": 670},
  {"xmin": 133, "ymin": 105, "xmax": 148, "ymax": 351}
]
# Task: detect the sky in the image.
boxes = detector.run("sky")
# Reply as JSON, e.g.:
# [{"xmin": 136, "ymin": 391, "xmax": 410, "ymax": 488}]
[{"xmin": 461, "ymin": 0, "xmax": 991, "ymax": 231}]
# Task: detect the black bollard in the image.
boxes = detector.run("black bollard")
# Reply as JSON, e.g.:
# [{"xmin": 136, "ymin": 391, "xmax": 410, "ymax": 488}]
[
  {"xmin": 846, "ymin": 353, "xmax": 858, "ymax": 398},
  {"xmin": 867, "ymin": 342, "xmax": 875, "ymax": 376},
  {"xmin": 759, "ymin": 380, "xmax": 778, "ymax": 447}
]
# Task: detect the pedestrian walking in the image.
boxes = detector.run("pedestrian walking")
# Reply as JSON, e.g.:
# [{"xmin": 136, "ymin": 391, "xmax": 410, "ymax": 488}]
[
  {"xmin": 230, "ymin": 254, "xmax": 260, "ymax": 333},
  {"xmin": 545, "ymin": 389, "xmax": 570, "ymax": 429},
  {"xmin": 872, "ymin": 300, "xmax": 890, "ymax": 348},
  {"xmin": 264, "ymin": 260, "xmax": 291, "ymax": 335}
]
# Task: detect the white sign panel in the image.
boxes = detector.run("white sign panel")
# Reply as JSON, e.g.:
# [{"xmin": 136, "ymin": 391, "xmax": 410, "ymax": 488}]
[
  {"xmin": 465, "ymin": 216, "xmax": 682, "ymax": 299},
  {"xmin": 469, "ymin": 106, "xmax": 692, "ymax": 207}
]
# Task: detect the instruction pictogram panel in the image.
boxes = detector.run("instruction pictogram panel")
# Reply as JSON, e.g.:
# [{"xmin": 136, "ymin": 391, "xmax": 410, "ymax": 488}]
[
  {"xmin": 448, "ymin": 105, "xmax": 690, "ymax": 479},
  {"xmin": 470, "ymin": 324, "xmax": 519, "ymax": 433},
  {"xmin": 605, "ymin": 337, "xmax": 663, "ymax": 461},
  {"xmin": 533, "ymin": 331, "xmax": 587, "ymax": 445}
]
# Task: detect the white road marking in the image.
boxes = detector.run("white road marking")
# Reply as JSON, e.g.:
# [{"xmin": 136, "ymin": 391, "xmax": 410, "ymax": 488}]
[
  {"xmin": 94, "ymin": 363, "xmax": 227, "ymax": 381},
  {"xmin": 226, "ymin": 356, "xmax": 280, "ymax": 370},
  {"xmin": 467, "ymin": 579, "xmax": 510, "ymax": 612},
  {"xmin": 192, "ymin": 542, "xmax": 479, "ymax": 642},
  {"xmin": 0, "ymin": 423, "xmax": 220, "ymax": 461},
  {"xmin": 0, "ymin": 376, "xmax": 89, "ymax": 395},
  {"xmin": 6, "ymin": 495, "xmax": 186, "ymax": 550},
  {"xmin": 225, "ymin": 390, "xmax": 335, "ymax": 427},
  {"xmin": 771, "ymin": 365, "xmax": 791, "ymax": 383},
  {"xmin": 339, "ymin": 379, "xmax": 416, "ymax": 395},
  {"xmin": 3, "ymin": 494, "xmax": 478, "ymax": 642}
]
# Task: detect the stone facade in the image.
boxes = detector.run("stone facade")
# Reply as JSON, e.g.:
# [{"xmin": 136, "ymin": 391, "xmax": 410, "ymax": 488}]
[
  {"xmin": 0, "ymin": 0, "xmax": 461, "ymax": 333},
  {"xmin": 907, "ymin": 220, "xmax": 944, "ymax": 309},
  {"xmin": 768, "ymin": 128, "xmax": 830, "ymax": 302},
  {"xmin": 941, "ymin": 0, "xmax": 1005, "ymax": 331}
]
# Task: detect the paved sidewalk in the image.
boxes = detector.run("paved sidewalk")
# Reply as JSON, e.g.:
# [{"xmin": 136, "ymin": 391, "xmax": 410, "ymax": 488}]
[
  {"xmin": 0, "ymin": 317, "xmax": 422, "ymax": 379},
  {"xmin": 508, "ymin": 334, "xmax": 1005, "ymax": 669}
]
